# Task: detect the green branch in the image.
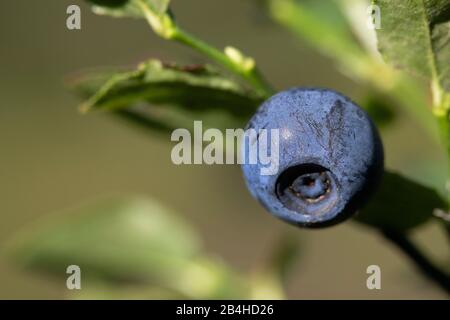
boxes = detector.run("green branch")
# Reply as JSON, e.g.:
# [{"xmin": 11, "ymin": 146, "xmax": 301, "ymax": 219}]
[
  {"xmin": 134, "ymin": 0, "xmax": 274, "ymax": 98},
  {"xmin": 174, "ymin": 29, "xmax": 273, "ymax": 97}
]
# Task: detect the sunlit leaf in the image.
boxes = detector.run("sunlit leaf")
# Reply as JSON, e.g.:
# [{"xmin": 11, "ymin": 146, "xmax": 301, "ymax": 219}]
[
  {"xmin": 7, "ymin": 197, "xmax": 248, "ymax": 298},
  {"xmin": 70, "ymin": 60, "xmax": 262, "ymax": 132},
  {"xmin": 9, "ymin": 197, "xmax": 201, "ymax": 286},
  {"xmin": 265, "ymin": 0, "xmax": 368, "ymax": 70},
  {"xmin": 374, "ymin": 0, "xmax": 450, "ymax": 94},
  {"xmin": 86, "ymin": 0, "xmax": 170, "ymax": 18}
]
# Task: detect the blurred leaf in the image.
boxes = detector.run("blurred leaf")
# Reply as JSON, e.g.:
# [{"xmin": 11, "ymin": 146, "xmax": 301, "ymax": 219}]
[
  {"xmin": 404, "ymin": 158, "xmax": 447, "ymax": 193},
  {"xmin": 7, "ymin": 197, "xmax": 247, "ymax": 299},
  {"xmin": 8, "ymin": 197, "xmax": 201, "ymax": 286},
  {"xmin": 267, "ymin": 233, "xmax": 300, "ymax": 284},
  {"xmin": 71, "ymin": 60, "xmax": 262, "ymax": 132},
  {"xmin": 265, "ymin": 0, "xmax": 368, "ymax": 72},
  {"xmin": 73, "ymin": 257, "xmax": 246, "ymax": 299},
  {"xmin": 248, "ymin": 271, "xmax": 285, "ymax": 300},
  {"xmin": 356, "ymin": 171, "xmax": 446, "ymax": 231},
  {"xmin": 261, "ymin": 0, "xmax": 439, "ymax": 143},
  {"xmin": 70, "ymin": 282, "xmax": 185, "ymax": 299},
  {"xmin": 86, "ymin": 0, "xmax": 170, "ymax": 18},
  {"xmin": 338, "ymin": 0, "xmax": 380, "ymax": 58},
  {"xmin": 175, "ymin": 257, "xmax": 246, "ymax": 299},
  {"xmin": 247, "ymin": 233, "xmax": 300, "ymax": 300},
  {"xmin": 374, "ymin": 0, "xmax": 450, "ymax": 93},
  {"xmin": 360, "ymin": 91, "xmax": 396, "ymax": 128}
]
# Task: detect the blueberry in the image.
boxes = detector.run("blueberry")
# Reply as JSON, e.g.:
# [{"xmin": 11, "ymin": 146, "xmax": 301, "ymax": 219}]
[{"xmin": 241, "ymin": 88, "xmax": 384, "ymax": 228}]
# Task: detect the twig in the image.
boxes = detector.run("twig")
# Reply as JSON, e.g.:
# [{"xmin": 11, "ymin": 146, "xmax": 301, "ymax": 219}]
[{"xmin": 135, "ymin": 0, "xmax": 274, "ymax": 98}]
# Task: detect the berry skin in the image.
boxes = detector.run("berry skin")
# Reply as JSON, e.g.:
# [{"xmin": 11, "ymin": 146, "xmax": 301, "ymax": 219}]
[{"xmin": 241, "ymin": 88, "xmax": 384, "ymax": 228}]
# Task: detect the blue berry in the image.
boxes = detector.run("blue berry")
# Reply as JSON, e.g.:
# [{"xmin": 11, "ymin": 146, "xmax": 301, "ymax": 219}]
[{"xmin": 241, "ymin": 88, "xmax": 384, "ymax": 228}]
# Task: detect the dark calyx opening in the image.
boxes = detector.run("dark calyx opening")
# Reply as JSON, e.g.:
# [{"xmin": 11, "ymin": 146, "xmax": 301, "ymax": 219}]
[
  {"xmin": 275, "ymin": 164, "xmax": 337, "ymax": 216},
  {"xmin": 289, "ymin": 172, "xmax": 331, "ymax": 202}
]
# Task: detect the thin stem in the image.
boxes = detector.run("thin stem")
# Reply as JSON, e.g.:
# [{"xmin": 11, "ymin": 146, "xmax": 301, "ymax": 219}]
[
  {"xmin": 135, "ymin": 0, "xmax": 274, "ymax": 97},
  {"xmin": 172, "ymin": 28, "xmax": 274, "ymax": 97},
  {"xmin": 381, "ymin": 229, "xmax": 450, "ymax": 295}
]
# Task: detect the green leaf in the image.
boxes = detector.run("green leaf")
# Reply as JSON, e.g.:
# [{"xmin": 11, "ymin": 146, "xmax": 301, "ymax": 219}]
[
  {"xmin": 337, "ymin": 0, "xmax": 380, "ymax": 58},
  {"xmin": 86, "ymin": 0, "xmax": 178, "ymax": 39},
  {"xmin": 79, "ymin": 60, "xmax": 261, "ymax": 114},
  {"xmin": 86, "ymin": 0, "xmax": 170, "ymax": 18},
  {"xmin": 261, "ymin": 0, "xmax": 439, "ymax": 143},
  {"xmin": 7, "ymin": 197, "xmax": 247, "ymax": 299},
  {"xmin": 360, "ymin": 91, "xmax": 396, "ymax": 128},
  {"xmin": 356, "ymin": 171, "xmax": 446, "ymax": 231},
  {"xmin": 70, "ymin": 283, "xmax": 185, "ymax": 299},
  {"xmin": 87, "ymin": 0, "xmax": 129, "ymax": 7},
  {"xmin": 8, "ymin": 197, "xmax": 201, "ymax": 286},
  {"xmin": 70, "ymin": 60, "xmax": 262, "ymax": 132},
  {"xmin": 267, "ymin": 234, "xmax": 300, "ymax": 284},
  {"xmin": 265, "ymin": 0, "xmax": 368, "ymax": 71},
  {"xmin": 86, "ymin": 0, "xmax": 272, "ymax": 97},
  {"xmin": 247, "ymin": 233, "xmax": 300, "ymax": 299},
  {"xmin": 374, "ymin": 0, "xmax": 450, "ymax": 94}
]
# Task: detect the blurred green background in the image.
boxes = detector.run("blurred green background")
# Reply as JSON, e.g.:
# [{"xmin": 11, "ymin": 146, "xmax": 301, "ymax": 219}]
[{"xmin": 0, "ymin": 0, "xmax": 448, "ymax": 299}]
